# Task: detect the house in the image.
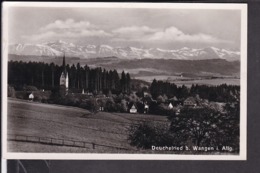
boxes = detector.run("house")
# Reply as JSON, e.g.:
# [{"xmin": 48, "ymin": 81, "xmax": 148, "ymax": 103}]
[
  {"xmin": 130, "ymin": 104, "xmax": 138, "ymax": 114},
  {"xmin": 142, "ymin": 96, "xmax": 153, "ymax": 104},
  {"xmin": 29, "ymin": 93, "xmax": 34, "ymax": 101},
  {"xmin": 86, "ymin": 92, "xmax": 93, "ymax": 96},
  {"xmin": 183, "ymin": 97, "xmax": 197, "ymax": 107},
  {"xmin": 168, "ymin": 103, "xmax": 174, "ymax": 109},
  {"xmin": 144, "ymin": 102, "xmax": 149, "ymax": 114},
  {"xmin": 168, "ymin": 96, "xmax": 182, "ymax": 106},
  {"xmin": 99, "ymin": 106, "xmax": 104, "ymax": 111},
  {"xmin": 176, "ymin": 108, "xmax": 181, "ymax": 115},
  {"xmin": 171, "ymin": 96, "xmax": 178, "ymax": 101},
  {"xmin": 143, "ymin": 92, "xmax": 149, "ymax": 97}
]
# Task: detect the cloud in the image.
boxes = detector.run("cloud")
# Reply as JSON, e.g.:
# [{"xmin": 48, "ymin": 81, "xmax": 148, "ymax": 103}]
[
  {"xmin": 23, "ymin": 30, "xmax": 111, "ymax": 41},
  {"xmin": 23, "ymin": 19, "xmax": 111, "ymax": 42},
  {"xmin": 22, "ymin": 31, "xmax": 56, "ymax": 41},
  {"xmin": 113, "ymin": 26, "xmax": 158, "ymax": 34},
  {"xmin": 110, "ymin": 25, "xmax": 230, "ymax": 46},
  {"xmin": 23, "ymin": 19, "xmax": 230, "ymax": 47},
  {"xmin": 112, "ymin": 26, "xmax": 159, "ymax": 41},
  {"xmin": 40, "ymin": 18, "xmax": 97, "ymax": 32},
  {"xmin": 147, "ymin": 26, "xmax": 228, "ymax": 43}
]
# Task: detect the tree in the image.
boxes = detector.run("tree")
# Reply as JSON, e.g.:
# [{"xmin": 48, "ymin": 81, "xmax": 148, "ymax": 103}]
[
  {"xmin": 178, "ymin": 85, "xmax": 189, "ymax": 98},
  {"xmin": 120, "ymin": 71, "xmax": 126, "ymax": 93},
  {"xmin": 89, "ymin": 98, "xmax": 99, "ymax": 114},
  {"xmin": 126, "ymin": 73, "xmax": 131, "ymax": 94},
  {"xmin": 150, "ymin": 79, "xmax": 158, "ymax": 98},
  {"xmin": 221, "ymin": 101, "xmax": 240, "ymax": 151},
  {"xmin": 70, "ymin": 64, "xmax": 77, "ymax": 89},
  {"xmin": 169, "ymin": 105, "xmax": 239, "ymax": 149},
  {"xmin": 84, "ymin": 65, "xmax": 89, "ymax": 90},
  {"xmin": 76, "ymin": 63, "xmax": 81, "ymax": 89},
  {"xmin": 50, "ymin": 63, "xmax": 55, "ymax": 87},
  {"xmin": 128, "ymin": 122, "xmax": 173, "ymax": 149},
  {"xmin": 156, "ymin": 95, "xmax": 165, "ymax": 103},
  {"xmin": 120, "ymin": 99, "xmax": 128, "ymax": 112},
  {"xmin": 8, "ymin": 85, "xmax": 16, "ymax": 97},
  {"xmin": 113, "ymin": 70, "xmax": 121, "ymax": 93},
  {"xmin": 105, "ymin": 97, "xmax": 116, "ymax": 112}
]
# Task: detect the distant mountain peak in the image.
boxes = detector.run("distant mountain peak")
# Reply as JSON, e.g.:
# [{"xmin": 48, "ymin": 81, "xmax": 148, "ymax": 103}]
[
  {"xmin": 180, "ymin": 47, "xmax": 190, "ymax": 50},
  {"xmin": 8, "ymin": 42, "xmax": 240, "ymax": 61}
]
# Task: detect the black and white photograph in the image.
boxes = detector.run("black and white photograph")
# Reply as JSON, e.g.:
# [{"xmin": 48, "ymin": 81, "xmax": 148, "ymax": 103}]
[{"xmin": 2, "ymin": 2, "xmax": 247, "ymax": 160}]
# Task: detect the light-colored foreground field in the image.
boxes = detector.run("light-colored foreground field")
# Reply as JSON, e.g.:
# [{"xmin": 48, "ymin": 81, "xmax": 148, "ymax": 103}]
[{"xmin": 7, "ymin": 98, "xmax": 168, "ymax": 153}]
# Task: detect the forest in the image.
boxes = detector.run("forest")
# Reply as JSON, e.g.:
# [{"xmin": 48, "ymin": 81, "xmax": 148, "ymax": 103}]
[
  {"xmin": 150, "ymin": 79, "xmax": 240, "ymax": 103},
  {"xmin": 8, "ymin": 61, "xmax": 131, "ymax": 94}
]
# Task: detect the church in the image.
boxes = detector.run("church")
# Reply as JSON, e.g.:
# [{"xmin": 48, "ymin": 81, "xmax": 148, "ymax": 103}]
[{"xmin": 59, "ymin": 54, "xmax": 69, "ymax": 96}]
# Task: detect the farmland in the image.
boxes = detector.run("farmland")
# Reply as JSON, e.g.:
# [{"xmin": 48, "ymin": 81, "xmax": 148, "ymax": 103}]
[
  {"xmin": 7, "ymin": 98, "xmax": 168, "ymax": 153},
  {"xmin": 135, "ymin": 75, "xmax": 240, "ymax": 87}
]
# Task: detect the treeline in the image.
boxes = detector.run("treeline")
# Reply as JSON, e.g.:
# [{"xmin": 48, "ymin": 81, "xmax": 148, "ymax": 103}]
[
  {"xmin": 150, "ymin": 79, "xmax": 239, "ymax": 102},
  {"xmin": 8, "ymin": 61, "xmax": 131, "ymax": 94},
  {"xmin": 150, "ymin": 79, "xmax": 185, "ymax": 99},
  {"xmin": 189, "ymin": 84, "xmax": 240, "ymax": 102}
]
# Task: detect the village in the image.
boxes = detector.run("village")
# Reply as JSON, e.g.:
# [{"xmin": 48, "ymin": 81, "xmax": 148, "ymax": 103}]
[{"xmin": 26, "ymin": 89, "xmax": 222, "ymax": 115}]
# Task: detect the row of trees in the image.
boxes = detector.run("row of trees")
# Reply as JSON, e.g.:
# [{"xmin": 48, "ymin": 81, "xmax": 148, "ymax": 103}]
[
  {"xmin": 189, "ymin": 84, "xmax": 239, "ymax": 102},
  {"xmin": 150, "ymin": 79, "xmax": 239, "ymax": 102},
  {"xmin": 150, "ymin": 79, "xmax": 186, "ymax": 99},
  {"xmin": 8, "ymin": 61, "xmax": 131, "ymax": 94}
]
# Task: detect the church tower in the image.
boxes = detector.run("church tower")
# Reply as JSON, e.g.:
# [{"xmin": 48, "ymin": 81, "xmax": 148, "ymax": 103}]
[{"xmin": 60, "ymin": 54, "xmax": 69, "ymax": 95}]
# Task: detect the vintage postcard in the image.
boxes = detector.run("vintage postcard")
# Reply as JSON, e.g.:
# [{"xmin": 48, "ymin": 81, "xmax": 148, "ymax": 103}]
[{"xmin": 2, "ymin": 2, "xmax": 247, "ymax": 160}]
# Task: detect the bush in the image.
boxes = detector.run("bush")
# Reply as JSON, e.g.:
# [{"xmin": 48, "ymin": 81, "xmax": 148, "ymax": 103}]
[
  {"xmin": 79, "ymin": 102, "xmax": 89, "ymax": 109},
  {"xmin": 15, "ymin": 91, "xmax": 27, "ymax": 99},
  {"xmin": 136, "ymin": 101, "xmax": 144, "ymax": 113},
  {"xmin": 34, "ymin": 95, "xmax": 42, "ymax": 102},
  {"xmin": 156, "ymin": 95, "xmax": 165, "ymax": 103},
  {"xmin": 41, "ymin": 96, "xmax": 48, "ymax": 103},
  {"xmin": 120, "ymin": 99, "xmax": 128, "ymax": 112},
  {"xmin": 169, "ymin": 106, "xmax": 239, "ymax": 152},
  {"xmin": 105, "ymin": 97, "xmax": 117, "ymax": 112},
  {"xmin": 8, "ymin": 86, "xmax": 16, "ymax": 98},
  {"xmin": 128, "ymin": 122, "xmax": 174, "ymax": 149},
  {"xmin": 148, "ymin": 102, "xmax": 170, "ymax": 116},
  {"xmin": 23, "ymin": 85, "xmax": 38, "ymax": 91}
]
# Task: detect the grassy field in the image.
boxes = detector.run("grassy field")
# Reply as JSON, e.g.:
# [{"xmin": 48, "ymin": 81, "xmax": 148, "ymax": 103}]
[
  {"xmin": 136, "ymin": 75, "xmax": 240, "ymax": 87},
  {"xmin": 171, "ymin": 78, "xmax": 240, "ymax": 87},
  {"xmin": 7, "ymin": 98, "xmax": 168, "ymax": 153}
]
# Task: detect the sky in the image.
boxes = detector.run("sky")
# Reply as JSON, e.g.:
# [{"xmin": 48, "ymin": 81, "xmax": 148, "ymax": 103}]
[{"xmin": 8, "ymin": 7, "xmax": 241, "ymax": 50}]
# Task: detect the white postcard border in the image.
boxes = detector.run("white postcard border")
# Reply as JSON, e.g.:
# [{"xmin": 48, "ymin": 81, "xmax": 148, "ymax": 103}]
[{"xmin": 1, "ymin": 2, "xmax": 247, "ymax": 160}]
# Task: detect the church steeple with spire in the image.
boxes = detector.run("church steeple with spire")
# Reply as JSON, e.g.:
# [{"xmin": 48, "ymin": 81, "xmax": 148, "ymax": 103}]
[{"xmin": 59, "ymin": 53, "xmax": 69, "ymax": 95}]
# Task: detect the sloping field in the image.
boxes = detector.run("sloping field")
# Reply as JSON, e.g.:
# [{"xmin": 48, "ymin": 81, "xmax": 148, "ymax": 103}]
[{"xmin": 7, "ymin": 98, "xmax": 168, "ymax": 153}]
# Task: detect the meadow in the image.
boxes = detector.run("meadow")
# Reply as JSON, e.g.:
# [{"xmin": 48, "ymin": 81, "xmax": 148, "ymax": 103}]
[
  {"xmin": 7, "ymin": 98, "xmax": 168, "ymax": 153},
  {"xmin": 136, "ymin": 76, "xmax": 240, "ymax": 87}
]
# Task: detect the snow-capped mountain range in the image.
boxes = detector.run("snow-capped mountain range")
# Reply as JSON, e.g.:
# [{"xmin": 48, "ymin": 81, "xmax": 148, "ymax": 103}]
[{"xmin": 9, "ymin": 40, "xmax": 240, "ymax": 61}]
